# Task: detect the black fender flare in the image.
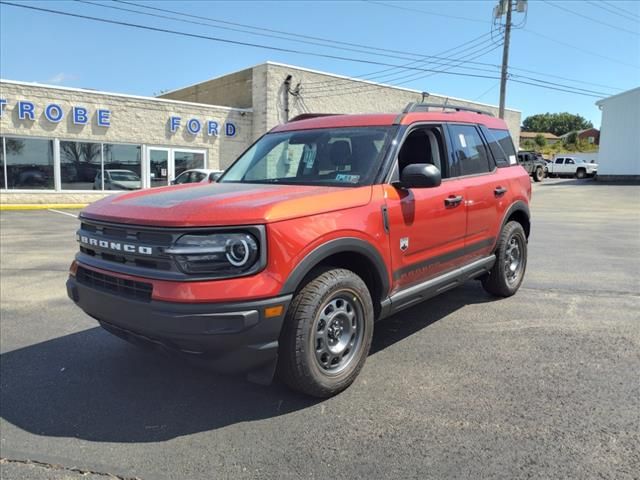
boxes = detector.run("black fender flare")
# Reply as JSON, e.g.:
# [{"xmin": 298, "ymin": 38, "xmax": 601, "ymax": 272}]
[
  {"xmin": 500, "ymin": 201, "xmax": 531, "ymax": 238},
  {"xmin": 280, "ymin": 237, "xmax": 390, "ymax": 298}
]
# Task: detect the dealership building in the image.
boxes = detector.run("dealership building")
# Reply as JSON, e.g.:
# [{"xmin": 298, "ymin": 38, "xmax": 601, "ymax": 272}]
[{"xmin": 0, "ymin": 62, "xmax": 521, "ymax": 205}]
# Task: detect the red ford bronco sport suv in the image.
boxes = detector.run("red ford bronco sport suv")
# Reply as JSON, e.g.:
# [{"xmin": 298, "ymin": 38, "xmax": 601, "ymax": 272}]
[{"xmin": 67, "ymin": 103, "xmax": 531, "ymax": 397}]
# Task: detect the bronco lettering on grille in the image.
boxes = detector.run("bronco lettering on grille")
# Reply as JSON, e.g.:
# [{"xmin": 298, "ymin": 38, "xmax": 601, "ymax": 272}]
[{"xmin": 76, "ymin": 233, "xmax": 154, "ymax": 255}]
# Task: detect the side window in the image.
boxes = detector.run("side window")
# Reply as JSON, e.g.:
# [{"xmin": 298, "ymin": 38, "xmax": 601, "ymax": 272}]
[
  {"xmin": 484, "ymin": 128, "xmax": 514, "ymax": 167},
  {"xmin": 174, "ymin": 171, "xmax": 189, "ymax": 184},
  {"xmin": 566, "ymin": 158, "xmax": 575, "ymax": 164},
  {"xmin": 397, "ymin": 126, "xmax": 447, "ymax": 178},
  {"xmin": 192, "ymin": 172, "xmax": 206, "ymax": 182},
  {"xmin": 448, "ymin": 124, "xmax": 492, "ymax": 177},
  {"xmin": 555, "ymin": 158, "xmax": 564, "ymax": 164}
]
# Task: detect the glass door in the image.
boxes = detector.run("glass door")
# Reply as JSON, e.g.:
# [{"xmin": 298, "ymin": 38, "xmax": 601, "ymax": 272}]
[{"xmin": 148, "ymin": 148, "xmax": 170, "ymax": 188}]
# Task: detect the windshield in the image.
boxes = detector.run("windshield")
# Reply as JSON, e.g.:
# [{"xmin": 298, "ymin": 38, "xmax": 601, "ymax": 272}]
[
  {"xmin": 109, "ymin": 171, "xmax": 140, "ymax": 181},
  {"xmin": 219, "ymin": 127, "xmax": 393, "ymax": 187}
]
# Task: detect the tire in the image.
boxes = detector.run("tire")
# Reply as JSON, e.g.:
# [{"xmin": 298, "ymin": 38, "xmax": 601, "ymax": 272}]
[
  {"xmin": 576, "ymin": 168, "xmax": 586, "ymax": 179},
  {"xmin": 533, "ymin": 167, "xmax": 544, "ymax": 182},
  {"xmin": 278, "ymin": 268, "xmax": 374, "ymax": 397},
  {"xmin": 482, "ymin": 221, "xmax": 527, "ymax": 297}
]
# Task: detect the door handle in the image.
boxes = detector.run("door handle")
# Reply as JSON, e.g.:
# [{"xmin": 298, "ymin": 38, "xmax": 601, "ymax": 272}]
[
  {"xmin": 494, "ymin": 186, "xmax": 508, "ymax": 196},
  {"xmin": 444, "ymin": 195, "xmax": 464, "ymax": 207}
]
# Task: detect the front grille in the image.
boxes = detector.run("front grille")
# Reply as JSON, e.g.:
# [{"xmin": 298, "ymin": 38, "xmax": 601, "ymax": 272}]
[
  {"xmin": 76, "ymin": 266, "xmax": 153, "ymax": 301},
  {"xmin": 77, "ymin": 219, "xmax": 176, "ymax": 273}
]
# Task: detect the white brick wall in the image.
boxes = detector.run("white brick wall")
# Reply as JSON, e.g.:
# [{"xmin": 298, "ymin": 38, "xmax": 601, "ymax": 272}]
[{"xmin": 0, "ymin": 81, "xmax": 254, "ymax": 203}]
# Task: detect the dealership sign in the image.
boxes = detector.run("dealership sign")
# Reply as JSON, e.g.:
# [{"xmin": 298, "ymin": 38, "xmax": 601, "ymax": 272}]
[
  {"xmin": 0, "ymin": 98, "xmax": 111, "ymax": 126},
  {"xmin": 169, "ymin": 116, "xmax": 236, "ymax": 137},
  {"xmin": 0, "ymin": 99, "xmax": 237, "ymax": 137}
]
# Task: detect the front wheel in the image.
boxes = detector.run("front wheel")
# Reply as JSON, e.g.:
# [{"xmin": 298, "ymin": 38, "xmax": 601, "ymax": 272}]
[
  {"xmin": 533, "ymin": 167, "xmax": 544, "ymax": 182},
  {"xmin": 576, "ymin": 168, "xmax": 587, "ymax": 179},
  {"xmin": 278, "ymin": 268, "xmax": 374, "ymax": 397},
  {"xmin": 482, "ymin": 221, "xmax": 527, "ymax": 297}
]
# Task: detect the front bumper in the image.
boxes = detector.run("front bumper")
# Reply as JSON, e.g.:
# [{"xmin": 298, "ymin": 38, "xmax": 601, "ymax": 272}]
[{"xmin": 66, "ymin": 273, "xmax": 292, "ymax": 380}]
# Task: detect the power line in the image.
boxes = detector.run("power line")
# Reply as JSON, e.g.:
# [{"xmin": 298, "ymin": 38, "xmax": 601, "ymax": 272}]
[
  {"xmin": 365, "ymin": 0, "xmax": 492, "ymax": 25},
  {"xmin": 0, "ymin": 1, "xmax": 505, "ymax": 80},
  {"xmin": 542, "ymin": 0, "xmax": 640, "ymax": 36},
  {"xmin": 74, "ymin": 0, "xmax": 439, "ymax": 64},
  {"xmin": 0, "ymin": 1, "xmax": 614, "ymax": 99},
  {"xmin": 522, "ymin": 27, "xmax": 640, "ymax": 70},
  {"xmin": 586, "ymin": 0, "xmax": 640, "ymax": 22},
  {"xmin": 302, "ymin": 37, "xmax": 504, "ymax": 94},
  {"xmin": 601, "ymin": 0, "xmax": 640, "ymax": 20},
  {"xmin": 302, "ymin": 42, "xmax": 505, "ymax": 99},
  {"xmin": 369, "ymin": 0, "xmax": 639, "ymax": 71},
  {"xmin": 473, "ymin": 83, "xmax": 500, "ymax": 102},
  {"xmin": 301, "ymin": 34, "xmax": 499, "ymax": 88}
]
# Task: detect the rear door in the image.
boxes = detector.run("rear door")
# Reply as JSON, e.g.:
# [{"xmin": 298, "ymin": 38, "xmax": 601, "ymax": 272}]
[
  {"xmin": 563, "ymin": 157, "xmax": 576, "ymax": 174},
  {"xmin": 447, "ymin": 123, "xmax": 504, "ymax": 263}
]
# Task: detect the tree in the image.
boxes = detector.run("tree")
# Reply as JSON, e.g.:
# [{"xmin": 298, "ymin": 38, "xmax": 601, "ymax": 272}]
[
  {"xmin": 522, "ymin": 113, "xmax": 593, "ymax": 136},
  {"xmin": 534, "ymin": 134, "xmax": 547, "ymax": 148}
]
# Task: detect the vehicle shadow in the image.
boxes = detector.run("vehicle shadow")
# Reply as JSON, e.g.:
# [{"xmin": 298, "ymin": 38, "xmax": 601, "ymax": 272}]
[{"xmin": 0, "ymin": 283, "xmax": 493, "ymax": 443}]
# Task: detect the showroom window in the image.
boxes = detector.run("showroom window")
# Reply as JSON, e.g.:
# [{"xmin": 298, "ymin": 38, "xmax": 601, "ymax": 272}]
[
  {"xmin": 103, "ymin": 144, "xmax": 142, "ymax": 191},
  {"xmin": 0, "ymin": 138, "xmax": 203, "ymax": 191},
  {"xmin": 174, "ymin": 150, "xmax": 205, "ymax": 177},
  {"xmin": 60, "ymin": 141, "xmax": 102, "ymax": 190},
  {"xmin": 1, "ymin": 137, "xmax": 54, "ymax": 190}
]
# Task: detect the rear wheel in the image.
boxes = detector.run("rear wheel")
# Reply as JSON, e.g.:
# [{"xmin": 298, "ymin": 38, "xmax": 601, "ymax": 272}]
[
  {"xmin": 533, "ymin": 167, "xmax": 544, "ymax": 182},
  {"xmin": 278, "ymin": 268, "xmax": 374, "ymax": 397},
  {"xmin": 482, "ymin": 221, "xmax": 527, "ymax": 297}
]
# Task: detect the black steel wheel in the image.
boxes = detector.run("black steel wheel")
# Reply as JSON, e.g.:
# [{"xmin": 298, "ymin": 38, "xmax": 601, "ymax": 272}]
[
  {"xmin": 278, "ymin": 268, "xmax": 374, "ymax": 397},
  {"xmin": 482, "ymin": 221, "xmax": 527, "ymax": 297}
]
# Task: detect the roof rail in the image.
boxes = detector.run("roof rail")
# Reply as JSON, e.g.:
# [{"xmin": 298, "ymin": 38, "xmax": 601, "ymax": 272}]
[
  {"xmin": 287, "ymin": 113, "xmax": 341, "ymax": 122},
  {"xmin": 402, "ymin": 102, "xmax": 494, "ymax": 116}
]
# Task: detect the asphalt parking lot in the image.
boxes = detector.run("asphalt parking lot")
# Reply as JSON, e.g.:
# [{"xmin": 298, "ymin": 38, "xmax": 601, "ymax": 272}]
[{"xmin": 1, "ymin": 178, "xmax": 639, "ymax": 480}]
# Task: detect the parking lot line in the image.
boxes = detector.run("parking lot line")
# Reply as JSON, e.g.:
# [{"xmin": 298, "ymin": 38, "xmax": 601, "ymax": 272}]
[{"xmin": 47, "ymin": 209, "xmax": 79, "ymax": 219}]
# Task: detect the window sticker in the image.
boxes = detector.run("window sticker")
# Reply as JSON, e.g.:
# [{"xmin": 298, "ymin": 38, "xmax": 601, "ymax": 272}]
[
  {"xmin": 509, "ymin": 155, "xmax": 517, "ymax": 165},
  {"xmin": 335, "ymin": 173, "xmax": 360, "ymax": 184},
  {"xmin": 458, "ymin": 133, "xmax": 467, "ymax": 148}
]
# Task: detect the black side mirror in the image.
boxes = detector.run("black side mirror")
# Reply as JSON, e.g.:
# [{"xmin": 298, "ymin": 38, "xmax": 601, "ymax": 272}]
[
  {"xmin": 398, "ymin": 163, "xmax": 442, "ymax": 188},
  {"xmin": 170, "ymin": 180, "xmax": 176, "ymax": 185}
]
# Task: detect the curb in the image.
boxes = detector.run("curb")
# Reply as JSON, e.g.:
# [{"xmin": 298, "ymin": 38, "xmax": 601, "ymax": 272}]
[{"xmin": 0, "ymin": 204, "xmax": 88, "ymax": 211}]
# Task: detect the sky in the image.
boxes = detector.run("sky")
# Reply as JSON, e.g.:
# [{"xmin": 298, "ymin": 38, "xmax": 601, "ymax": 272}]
[{"xmin": 1, "ymin": 0, "xmax": 639, "ymax": 128}]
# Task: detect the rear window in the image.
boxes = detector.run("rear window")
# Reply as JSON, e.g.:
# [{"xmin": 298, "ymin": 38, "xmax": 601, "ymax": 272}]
[{"xmin": 487, "ymin": 128, "xmax": 516, "ymax": 167}]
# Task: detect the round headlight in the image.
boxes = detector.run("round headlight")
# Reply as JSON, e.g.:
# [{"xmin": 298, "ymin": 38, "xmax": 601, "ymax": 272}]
[{"xmin": 225, "ymin": 238, "xmax": 250, "ymax": 266}]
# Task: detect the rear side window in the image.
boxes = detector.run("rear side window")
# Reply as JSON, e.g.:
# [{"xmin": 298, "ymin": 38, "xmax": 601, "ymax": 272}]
[
  {"xmin": 487, "ymin": 128, "xmax": 516, "ymax": 168},
  {"xmin": 448, "ymin": 124, "xmax": 492, "ymax": 176}
]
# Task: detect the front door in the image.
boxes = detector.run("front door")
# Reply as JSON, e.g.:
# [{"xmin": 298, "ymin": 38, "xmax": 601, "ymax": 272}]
[
  {"xmin": 384, "ymin": 125, "xmax": 467, "ymax": 292},
  {"xmin": 148, "ymin": 148, "xmax": 170, "ymax": 188}
]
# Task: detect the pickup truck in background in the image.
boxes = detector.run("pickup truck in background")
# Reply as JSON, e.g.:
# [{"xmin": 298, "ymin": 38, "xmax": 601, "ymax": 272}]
[
  {"xmin": 517, "ymin": 151, "xmax": 546, "ymax": 182},
  {"xmin": 545, "ymin": 155, "xmax": 598, "ymax": 179}
]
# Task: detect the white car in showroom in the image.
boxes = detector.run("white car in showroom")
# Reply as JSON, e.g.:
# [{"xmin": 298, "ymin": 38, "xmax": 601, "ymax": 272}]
[{"xmin": 171, "ymin": 169, "xmax": 223, "ymax": 185}]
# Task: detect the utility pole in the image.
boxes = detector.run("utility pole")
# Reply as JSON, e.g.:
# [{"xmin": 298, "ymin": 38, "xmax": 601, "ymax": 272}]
[
  {"xmin": 495, "ymin": 0, "xmax": 527, "ymax": 119},
  {"xmin": 498, "ymin": 0, "xmax": 512, "ymax": 119}
]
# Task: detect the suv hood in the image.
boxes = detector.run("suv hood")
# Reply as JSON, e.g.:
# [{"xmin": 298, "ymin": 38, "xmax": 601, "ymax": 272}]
[{"xmin": 81, "ymin": 182, "xmax": 373, "ymax": 227}]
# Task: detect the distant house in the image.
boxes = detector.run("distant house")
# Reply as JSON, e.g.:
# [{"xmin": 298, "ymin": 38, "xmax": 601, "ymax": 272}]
[
  {"xmin": 519, "ymin": 131, "xmax": 560, "ymax": 148},
  {"xmin": 560, "ymin": 128, "xmax": 600, "ymax": 145}
]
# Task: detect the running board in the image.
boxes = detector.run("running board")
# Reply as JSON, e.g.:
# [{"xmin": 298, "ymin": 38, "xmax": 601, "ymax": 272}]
[{"xmin": 380, "ymin": 255, "xmax": 496, "ymax": 319}]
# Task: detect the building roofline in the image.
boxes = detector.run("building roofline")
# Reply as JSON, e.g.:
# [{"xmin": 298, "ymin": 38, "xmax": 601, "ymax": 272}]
[
  {"xmin": 157, "ymin": 65, "xmax": 258, "ymax": 97},
  {"xmin": 595, "ymin": 86, "xmax": 640, "ymax": 106},
  {"xmin": 151, "ymin": 60, "xmax": 521, "ymax": 114},
  {"xmin": 264, "ymin": 61, "xmax": 522, "ymax": 113},
  {"xmin": 0, "ymin": 78, "xmax": 253, "ymax": 113}
]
